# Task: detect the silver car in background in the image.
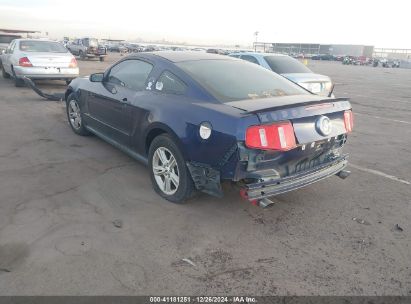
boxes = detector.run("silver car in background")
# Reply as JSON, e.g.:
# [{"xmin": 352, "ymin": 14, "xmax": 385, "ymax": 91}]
[
  {"xmin": 0, "ymin": 39, "xmax": 79, "ymax": 87},
  {"xmin": 229, "ymin": 52, "xmax": 334, "ymax": 97}
]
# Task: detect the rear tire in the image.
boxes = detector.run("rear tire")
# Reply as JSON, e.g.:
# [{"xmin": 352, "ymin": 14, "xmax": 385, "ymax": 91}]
[
  {"xmin": 79, "ymin": 51, "xmax": 86, "ymax": 60},
  {"xmin": 99, "ymin": 56, "xmax": 105, "ymax": 62},
  {"xmin": 11, "ymin": 67, "xmax": 24, "ymax": 87},
  {"xmin": 148, "ymin": 134, "xmax": 195, "ymax": 203},
  {"xmin": 66, "ymin": 93, "xmax": 90, "ymax": 136}
]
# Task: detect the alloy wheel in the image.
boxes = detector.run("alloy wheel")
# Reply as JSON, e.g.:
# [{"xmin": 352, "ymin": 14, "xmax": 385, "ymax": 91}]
[
  {"xmin": 152, "ymin": 147, "xmax": 180, "ymax": 195},
  {"xmin": 68, "ymin": 100, "xmax": 82, "ymax": 130}
]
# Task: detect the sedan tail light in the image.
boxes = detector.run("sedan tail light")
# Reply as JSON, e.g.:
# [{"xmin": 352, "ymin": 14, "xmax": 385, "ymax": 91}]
[
  {"xmin": 68, "ymin": 57, "xmax": 78, "ymax": 68},
  {"xmin": 344, "ymin": 110, "xmax": 354, "ymax": 133},
  {"xmin": 246, "ymin": 121, "xmax": 297, "ymax": 151},
  {"xmin": 19, "ymin": 57, "xmax": 33, "ymax": 67}
]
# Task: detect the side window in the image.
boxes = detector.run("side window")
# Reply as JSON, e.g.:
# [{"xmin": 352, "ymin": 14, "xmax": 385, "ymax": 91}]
[
  {"xmin": 108, "ymin": 59, "xmax": 153, "ymax": 91},
  {"xmin": 155, "ymin": 71, "xmax": 187, "ymax": 94},
  {"xmin": 9, "ymin": 41, "xmax": 16, "ymax": 53},
  {"xmin": 241, "ymin": 55, "xmax": 259, "ymax": 65},
  {"xmin": 5, "ymin": 41, "xmax": 13, "ymax": 53}
]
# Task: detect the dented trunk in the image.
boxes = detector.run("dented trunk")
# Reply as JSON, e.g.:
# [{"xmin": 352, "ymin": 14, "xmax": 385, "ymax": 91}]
[{"xmin": 227, "ymin": 96, "xmax": 352, "ymax": 200}]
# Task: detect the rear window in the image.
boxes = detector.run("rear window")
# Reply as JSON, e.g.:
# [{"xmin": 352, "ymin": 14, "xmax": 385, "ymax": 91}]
[
  {"xmin": 264, "ymin": 56, "xmax": 311, "ymax": 74},
  {"xmin": 19, "ymin": 41, "xmax": 68, "ymax": 53},
  {"xmin": 177, "ymin": 59, "xmax": 308, "ymax": 102},
  {"xmin": 84, "ymin": 38, "xmax": 98, "ymax": 47}
]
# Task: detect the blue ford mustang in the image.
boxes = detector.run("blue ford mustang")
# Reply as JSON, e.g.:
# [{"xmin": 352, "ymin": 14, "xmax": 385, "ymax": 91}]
[{"xmin": 65, "ymin": 51, "xmax": 353, "ymax": 204}]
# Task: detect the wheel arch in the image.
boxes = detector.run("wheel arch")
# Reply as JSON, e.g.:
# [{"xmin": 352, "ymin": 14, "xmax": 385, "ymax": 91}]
[
  {"xmin": 145, "ymin": 123, "xmax": 188, "ymax": 160},
  {"xmin": 65, "ymin": 88, "xmax": 74, "ymax": 101}
]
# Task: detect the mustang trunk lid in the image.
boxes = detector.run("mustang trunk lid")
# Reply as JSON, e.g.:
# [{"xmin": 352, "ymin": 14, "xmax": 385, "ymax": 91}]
[{"xmin": 227, "ymin": 95, "xmax": 351, "ymax": 144}]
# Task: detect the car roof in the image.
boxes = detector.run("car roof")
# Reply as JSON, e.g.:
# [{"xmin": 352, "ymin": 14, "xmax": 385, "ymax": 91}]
[
  {"xmin": 13, "ymin": 38, "xmax": 57, "ymax": 42},
  {"xmin": 230, "ymin": 52, "xmax": 287, "ymax": 58},
  {"xmin": 151, "ymin": 51, "xmax": 234, "ymax": 62}
]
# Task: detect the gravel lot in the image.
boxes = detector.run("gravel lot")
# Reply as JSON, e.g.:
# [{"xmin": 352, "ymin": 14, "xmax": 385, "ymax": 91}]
[{"xmin": 0, "ymin": 53, "xmax": 410, "ymax": 295}]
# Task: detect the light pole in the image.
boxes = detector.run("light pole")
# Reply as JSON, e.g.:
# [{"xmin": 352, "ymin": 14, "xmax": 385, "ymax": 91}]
[{"xmin": 254, "ymin": 31, "xmax": 259, "ymax": 51}]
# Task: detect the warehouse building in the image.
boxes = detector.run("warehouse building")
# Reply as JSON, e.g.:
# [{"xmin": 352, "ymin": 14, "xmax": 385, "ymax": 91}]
[
  {"xmin": 373, "ymin": 48, "xmax": 411, "ymax": 60},
  {"xmin": 253, "ymin": 42, "xmax": 374, "ymax": 57}
]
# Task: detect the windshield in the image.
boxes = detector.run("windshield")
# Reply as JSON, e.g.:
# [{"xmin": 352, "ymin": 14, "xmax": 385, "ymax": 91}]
[
  {"xmin": 264, "ymin": 56, "xmax": 312, "ymax": 74},
  {"xmin": 0, "ymin": 35, "xmax": 19, "ymax": 44},
  {"xmin": 19, "ymin": 40, "xmax": 68, "ymax": 53},
  {"xmin": 177, "ymin": 59, "xmax": 308, "ymax": 102}
]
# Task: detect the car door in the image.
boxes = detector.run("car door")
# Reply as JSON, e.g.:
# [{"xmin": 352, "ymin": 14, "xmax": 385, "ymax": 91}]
[
  {"xmin": 87, "ymin": 58, "xmax": 154, "ymax": 147},
  {"xmin": 2, "ymin": 40, "xmax": 16, "ymax": 74},
  {"xmin": 71, "ymin": 40, "xmax": 80, "ymax": 55}
]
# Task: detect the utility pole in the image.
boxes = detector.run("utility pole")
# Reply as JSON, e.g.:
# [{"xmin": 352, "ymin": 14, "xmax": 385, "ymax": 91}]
[{"xmin": 254, "ymin": 31, "xmax": 259, "ymax": 51}]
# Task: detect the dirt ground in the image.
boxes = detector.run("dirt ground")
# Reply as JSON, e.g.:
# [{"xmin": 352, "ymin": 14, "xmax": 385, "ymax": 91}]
[{"xmin": 0, "ymin": 53, "xmax": 410, "ymax": 295}]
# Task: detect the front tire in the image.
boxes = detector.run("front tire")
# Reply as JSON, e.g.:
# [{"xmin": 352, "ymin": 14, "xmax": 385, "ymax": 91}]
[
  {"xmin": 1, "ymin": 64, "xmax": 10, "ymax": 79},
  {"xmin": 66, "ymin": 93, "xmax": 90, "ymax": 136},
  {"xmin": 148, "ymin": 135, "xmax": 195, "ymax": 203}
]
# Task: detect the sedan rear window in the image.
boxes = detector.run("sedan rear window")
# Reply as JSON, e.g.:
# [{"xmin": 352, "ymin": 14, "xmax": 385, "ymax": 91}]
[
  {"xmin": 177, "ymin": 59, "xmax": 308, "ymax": 102},
  {"xmin": 264, "ymin": 56, "xmax": 311, "ymax": 74},
  {"xmin": 19, "ymin": 41, "xmax": 68, "ymax": 53}
]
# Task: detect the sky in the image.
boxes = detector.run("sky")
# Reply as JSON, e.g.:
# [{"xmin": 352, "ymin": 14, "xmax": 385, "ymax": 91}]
[{"xmin": 0, "ymin": 0, "xmax": 410, "ymax": 48}]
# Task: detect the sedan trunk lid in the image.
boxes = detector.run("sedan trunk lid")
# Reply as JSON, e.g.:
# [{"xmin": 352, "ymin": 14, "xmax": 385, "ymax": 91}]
[{"xmin": 23, "ymin": 52, "xmax": 73, "ymax": 68}]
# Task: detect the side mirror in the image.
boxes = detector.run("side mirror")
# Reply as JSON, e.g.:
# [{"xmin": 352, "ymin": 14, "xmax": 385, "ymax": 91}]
[{"xmin": 90, "ymin": 73, "xmax": 104, "ymax": 82}]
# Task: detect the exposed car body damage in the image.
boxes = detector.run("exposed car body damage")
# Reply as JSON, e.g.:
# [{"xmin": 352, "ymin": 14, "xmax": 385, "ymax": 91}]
[
  {"xmin": 186, "ymin": 162, "xmax": 223, "ymax": 197},
  {"xmin": 60, "ymin": 51, "xmax": 353, "ymax": 203},
  {"xmin": 187, "ymin": 142, "xmax": 239, "ymax": 197}
]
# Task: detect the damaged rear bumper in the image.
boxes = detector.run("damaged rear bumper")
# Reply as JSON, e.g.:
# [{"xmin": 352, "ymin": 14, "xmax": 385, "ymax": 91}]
[{"xmin": 242, "ymin": 156, "xmax": 348, "ymax": 201}]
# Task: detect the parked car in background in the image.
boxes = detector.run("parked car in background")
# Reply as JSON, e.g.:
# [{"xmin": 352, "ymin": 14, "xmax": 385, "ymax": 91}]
[
  {"xmin": 342, "ymin": 56, "xmax": 355, "ymax": 65},
  {"xmin": 1, "ymin": 39, "xmax": 79, "ymax": 87},
  {"xmin": 229, "ymin": 52, "xmax": 334, "ymax": 97},
  {"xmin": 107, "ymin": 43, "xmax": 128, "ymax": 53},
  {"xmin": 0, "ymin": 33, "xmax": 22, "ymax": 53},
  {"xmin": 312, "ymin": 54, "xmax": 335, "ymax": 61},
  {"xmin": 123, "ymin": 43, "xmax": 144, "ymax": 53},
  {"xmin": 67, "ymin": 37, "xmax": 107, "ymax": 61},
  {"xmin": 64, "ymin": 51, "xmax": 352, "ymax": 204},
  {"xmin": 144, "ymin": 45, "xmax": 160, "ymax": 52},
  {"xmin": 191, "ymin": 47, "xmax": 206, "ymax": 52},
  {"xmin": 206, "ymin": 48, "xmax": 225, "ymax": 55}
]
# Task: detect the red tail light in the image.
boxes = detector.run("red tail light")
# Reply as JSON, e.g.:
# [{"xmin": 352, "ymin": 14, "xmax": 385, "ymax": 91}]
[
  {"xmin": 19, "ymin": 57, "xmax": 32, "ymax": 67},
  {"xmin": 246, "ymin": 121, "xmax": 297, "ymax": 151},
  {"xmin": 68, "ymin": 57, "xmax": 77, "ymax": 68},
  {"xmin": 344, "ymin": 110, "xmax": 354, "ymax": 133}
]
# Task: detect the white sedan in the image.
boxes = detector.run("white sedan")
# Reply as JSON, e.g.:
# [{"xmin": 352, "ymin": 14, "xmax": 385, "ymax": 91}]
[{"xmin": 0, "ymin": 39, "xmax": 79, "ymax": 87}]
